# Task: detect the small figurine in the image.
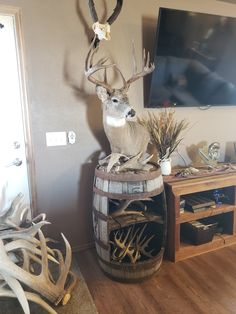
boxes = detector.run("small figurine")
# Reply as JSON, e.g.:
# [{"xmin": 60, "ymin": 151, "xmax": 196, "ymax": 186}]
[{"xmin": 199, "ymin": 142, "xmax": 220, "ymax": 167}]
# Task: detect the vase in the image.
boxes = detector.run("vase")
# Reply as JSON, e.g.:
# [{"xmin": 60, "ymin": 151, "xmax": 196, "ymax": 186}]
[{"xmin": 159, "ymin": 158, "xmax": 171, "ymax": 176}]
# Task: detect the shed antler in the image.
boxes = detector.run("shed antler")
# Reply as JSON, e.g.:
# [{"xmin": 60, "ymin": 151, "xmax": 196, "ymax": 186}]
[
  {"xmin": 111, "ymin": 224, "xmax": 155, "ymax": 263},
  {"xmin": 0, "ymin": 224, "xmax": 74, "ymax": 305},
  {"xmin": 0, "ymin": 194, "xmax": 77, "ymax": 314}
]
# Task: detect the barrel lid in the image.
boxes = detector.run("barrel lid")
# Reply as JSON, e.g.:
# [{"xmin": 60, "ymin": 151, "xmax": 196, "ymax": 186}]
[{"xmin": 95, "ymin": 162, "xmax": 161, "ymax": 182}]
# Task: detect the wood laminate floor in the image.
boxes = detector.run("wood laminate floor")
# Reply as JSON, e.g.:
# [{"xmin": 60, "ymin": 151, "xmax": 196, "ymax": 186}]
[{"xmin": 76, "ymin": 245, "xmax": 236, "ymax": 314}]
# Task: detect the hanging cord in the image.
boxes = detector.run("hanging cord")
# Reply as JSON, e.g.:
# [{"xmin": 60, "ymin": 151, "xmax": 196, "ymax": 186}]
[{"xmin": 215, "ymin": 233, "xmax": 226, "ymax": 244}]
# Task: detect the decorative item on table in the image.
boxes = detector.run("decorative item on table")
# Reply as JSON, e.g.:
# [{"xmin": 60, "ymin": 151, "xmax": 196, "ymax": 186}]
[
  {"xmin": 213, "ymin": 189, "xmax": 229, "ymax": 205},
  {"xmin": 138, "ymin": 109, "xmax": 189, "ymax": 175},
  {"xmin": 175, "ymin": 166, "xmax": 199, "ymax": 178},
  {"xmin": 198, "ymin": 142, "xmax": 221, "ymax": 168},
  {"xmin": 181, "ymin": 219, "xmax": 218, "ymax": 245}
]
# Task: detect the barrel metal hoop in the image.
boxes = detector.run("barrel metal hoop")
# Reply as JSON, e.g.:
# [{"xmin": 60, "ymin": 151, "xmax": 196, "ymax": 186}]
[
  {"xmin": 94, "ymin": 235, "xmax": 110, "ymax": 250},
  {"xmin": 93, "ymin": 186, "xmax": 164, "ymax": 200},
  {"xmin": 97, "ymin": 247, "xmax": 164, "ymax": 271},
  {"xmin": 93, "ymin": 207, "xmax": 108, "ymax": 221}
]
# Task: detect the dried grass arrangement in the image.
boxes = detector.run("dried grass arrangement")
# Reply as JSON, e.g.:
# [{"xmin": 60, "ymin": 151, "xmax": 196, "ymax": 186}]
[{"xmin": 138, "ymin": 109, "xmax": 189, "ymax": 160}]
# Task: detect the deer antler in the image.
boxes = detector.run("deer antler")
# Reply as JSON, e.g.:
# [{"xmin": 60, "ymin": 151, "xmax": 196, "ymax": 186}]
[
  {"xmin": 85, "ymin": 37, "xmax": 114, "ymax": 93},
  {"xmin": 85, "ymin": 39, "xmax": 155, "ymax": 97},
  {"xmin": 0, "ymin": 193, "xmax": 77, "ymax": 314},
  {"xmin": 0, "ymin": 193, "xmax": 30, "ymax": 230},
  {"xmin": 0, "ymin": 220, "xmax": 76, "ymax": 313},
  {"xmin": 124, "ymin": 47, "xmax": 155, "ymax": 92},
  {"xmin": 135, "ymin": 224, "xmax": 155, "ymax": 259},
  {"xmin": 111, "ymin": 226, "xmax": 140, "ymax": 263},
  {"xmin": 110, "ymin": 224, "xmax": 155, "ymax": 263},
  {"xmin": 85, "ymin": 37, "xmax": 129, "ymax": 93},
  {"xmin": 0, "ymin": 230, "xmax": 72, "ymax": 304},
  {"xmin": 111, "ymin": 198, "xmax": 152, "ymax": 218},
  {"xmin": 0, "ymin": 286, "xmax": 57, "ymax": 314}
]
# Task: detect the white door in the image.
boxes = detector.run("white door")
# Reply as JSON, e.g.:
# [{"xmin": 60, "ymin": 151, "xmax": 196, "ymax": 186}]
[{"xmin": 0, "ymin": 12, "xmax": 31, "ymax": 214}]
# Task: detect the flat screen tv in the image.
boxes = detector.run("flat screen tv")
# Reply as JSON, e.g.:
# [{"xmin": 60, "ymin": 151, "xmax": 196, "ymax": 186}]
[{"xmin": 147, "ymin": 4, "xmax": 236, "ymax": 108}]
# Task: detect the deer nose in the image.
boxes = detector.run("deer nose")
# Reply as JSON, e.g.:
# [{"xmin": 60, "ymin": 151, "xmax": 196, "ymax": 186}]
[{"xmin": 127, "ymin": 109, "xmax": 136, "ymax": 117}]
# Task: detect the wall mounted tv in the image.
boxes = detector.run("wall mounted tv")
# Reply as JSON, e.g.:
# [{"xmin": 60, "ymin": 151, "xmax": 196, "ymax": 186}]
[{"xmin": 147, "ymin": 7, "xmax": 236, "ymax": 108}]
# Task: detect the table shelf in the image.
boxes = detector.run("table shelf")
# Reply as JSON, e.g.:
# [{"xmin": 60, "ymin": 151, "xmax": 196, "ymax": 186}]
[{"xmin": 164, "ymin": 171, "xmax": 236, "ymax": 262}]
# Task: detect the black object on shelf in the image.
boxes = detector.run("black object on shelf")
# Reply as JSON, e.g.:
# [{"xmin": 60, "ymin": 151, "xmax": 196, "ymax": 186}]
[
  {"xmin": 181, "ymin": 220, "xmax": 218, "ymax": 245},
  {"xmin": 183, "ymin": 194, "xmax": 216, "ymax": 212}
]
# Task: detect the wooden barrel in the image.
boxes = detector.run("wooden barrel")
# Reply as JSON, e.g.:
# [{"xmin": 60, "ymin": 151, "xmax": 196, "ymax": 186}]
[{"xmin": 92, "ymin": 163, "xmax": 167, "ymax": 282}]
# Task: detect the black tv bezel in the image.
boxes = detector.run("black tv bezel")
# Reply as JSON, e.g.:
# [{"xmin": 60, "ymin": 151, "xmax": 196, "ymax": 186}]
[{"xmin": 146, "ymin": 1, "xmax": 236, "ymax": 108}]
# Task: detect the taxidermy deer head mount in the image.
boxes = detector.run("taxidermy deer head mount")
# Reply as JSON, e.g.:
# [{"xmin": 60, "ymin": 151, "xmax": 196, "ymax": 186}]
[{"xmin": 86, "ymin": 0, "xmax": 155, "ymax": 171}]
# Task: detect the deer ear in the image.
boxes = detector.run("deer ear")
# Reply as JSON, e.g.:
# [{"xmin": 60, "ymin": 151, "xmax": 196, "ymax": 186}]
[{"xmin": 96, "ymin": 86, "xmax": 109, "ymax": 102}]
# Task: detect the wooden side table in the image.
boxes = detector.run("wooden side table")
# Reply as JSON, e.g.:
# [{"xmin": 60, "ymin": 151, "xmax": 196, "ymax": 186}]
[{"xmin": 164, "ymin": 171, "xmax": 236, "ymax": 262}]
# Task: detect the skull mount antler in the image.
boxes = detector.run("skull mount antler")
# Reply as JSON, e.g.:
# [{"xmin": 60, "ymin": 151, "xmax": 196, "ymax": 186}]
[
  {"xmin": 88, "ymin": 0, "xmax": 123, "ymax": 25},
  {"xmin": 88, "ymin": 0, "xmax": 123, "ymax": 42}
]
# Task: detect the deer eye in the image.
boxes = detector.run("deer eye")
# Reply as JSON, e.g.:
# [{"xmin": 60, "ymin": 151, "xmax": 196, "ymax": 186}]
[{"xmin": 112, "ymin": 98, "xmax": 118, "ymax": 103}]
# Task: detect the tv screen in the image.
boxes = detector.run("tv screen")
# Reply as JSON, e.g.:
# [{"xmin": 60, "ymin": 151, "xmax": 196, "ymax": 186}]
[{"xmin": 147, "ymin": 8, "xmax": 236, "ymax": 108}]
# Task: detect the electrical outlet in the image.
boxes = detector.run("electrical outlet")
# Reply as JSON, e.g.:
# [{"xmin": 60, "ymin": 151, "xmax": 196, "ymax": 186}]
[
  {"xmin": 68, "ymin": 131, "xmax": 76, "ymax": 144},
  {"xmin": 46, "ymin": 132, "xmax": 67, "ymax": 146}
]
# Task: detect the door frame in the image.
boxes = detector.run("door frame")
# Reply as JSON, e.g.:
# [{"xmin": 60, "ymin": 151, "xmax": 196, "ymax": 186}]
[{"xmin": 0, "ymin": 5, "xmax": 36, "ymax": 214}]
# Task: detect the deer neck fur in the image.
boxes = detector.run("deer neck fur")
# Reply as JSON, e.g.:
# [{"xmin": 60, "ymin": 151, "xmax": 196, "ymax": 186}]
[{"xmin": 105, "ymin": 115, "xmax": 126, "ymax": 127}]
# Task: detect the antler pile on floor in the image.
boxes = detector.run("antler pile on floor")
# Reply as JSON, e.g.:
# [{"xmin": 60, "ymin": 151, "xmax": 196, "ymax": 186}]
[{"xmin": 0, "ymin": 193, "xmax": 77, "ymax": 314}]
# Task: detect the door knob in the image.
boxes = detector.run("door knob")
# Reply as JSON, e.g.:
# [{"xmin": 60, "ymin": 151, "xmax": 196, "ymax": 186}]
[{"xmin": 6, "ymin": 158, "xmax": 22, "ymax": 167}]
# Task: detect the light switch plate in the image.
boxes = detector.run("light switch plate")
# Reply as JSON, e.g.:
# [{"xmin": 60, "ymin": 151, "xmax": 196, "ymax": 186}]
[{"xmin": 46, "ymin": 132, "xmax": 67, "ymax": 146}]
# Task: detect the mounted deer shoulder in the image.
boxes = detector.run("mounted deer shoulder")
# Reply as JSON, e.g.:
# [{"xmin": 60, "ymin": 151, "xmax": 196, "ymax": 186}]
[
  {"xmin": 96, "ymin": 85, "xmax": 149, "ymax": 157},
  {"xmin": 85, "ymin": 38, "xmax": 155, "ymax": 171}
]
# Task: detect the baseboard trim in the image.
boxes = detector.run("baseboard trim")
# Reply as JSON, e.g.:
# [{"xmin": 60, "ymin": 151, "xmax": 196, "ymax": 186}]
[{"xmin": 72, "ymin": 241, "xmax": 95, "ymax": 252}]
